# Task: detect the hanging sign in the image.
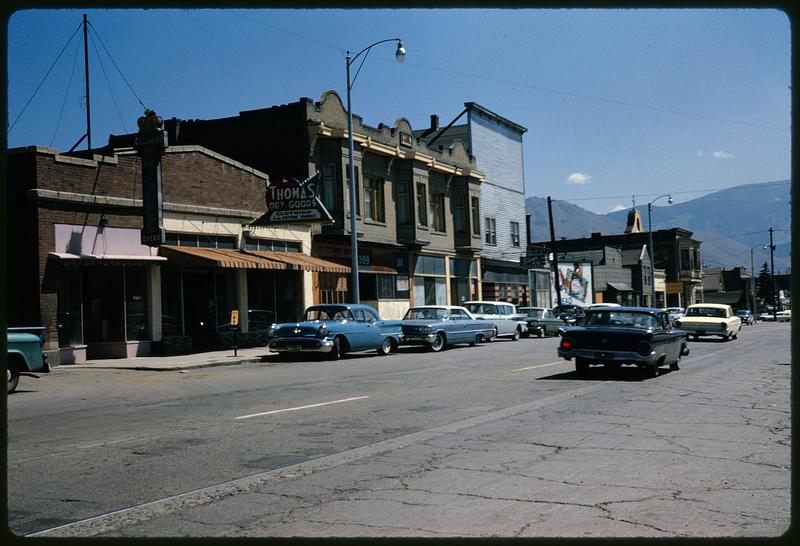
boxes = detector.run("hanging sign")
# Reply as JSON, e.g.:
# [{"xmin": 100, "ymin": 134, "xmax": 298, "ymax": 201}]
[{"xmin": 249, "ymin": 173, "xmax": 333, "ymax": 226}]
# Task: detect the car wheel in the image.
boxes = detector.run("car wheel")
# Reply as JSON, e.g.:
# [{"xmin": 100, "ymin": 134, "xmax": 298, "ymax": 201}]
[
  {"xmin": 430, "ymin": 332, "xmax": 446, "ymax": 352},
  {"xmin": 376, "ymin": 336, "xmax": 392, "ymax": 356},
  {"xmin": 469, "ymin": 334, "xmax": 482, "ymax": 347},
  {"xmin": 669, "ymin": 359, "xmax": 680, "ymax": 371},
  {"xmin": 7, "ymin": 368, "xmax": 20, "ymax": 394},
  {"xmin": 511, "ymin": 326, "xmax": 521, "ymax": 341},
  {"xmin": 537, "ymin": 329, "xmax": 544, "ymax": 338},
  {"xmin": 575, "ymin": 357, "xmax": 590, "ymax": 376},
  {"xmin": 648, "ymin": 363, "xmax": 660, "ymax": 378},
  {"xmin": 329, "ymin": 336, "xmax": 345, "ymax": 360}
]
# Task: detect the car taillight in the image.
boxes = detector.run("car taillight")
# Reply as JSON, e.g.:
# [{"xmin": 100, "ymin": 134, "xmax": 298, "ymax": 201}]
[
  {"xmin": 636, "ymin": 341, "xmax": 652, "ymax": 356},
  {"xmin": 560, "ymin": 338, "xmax": 572, "ymax": 350}
]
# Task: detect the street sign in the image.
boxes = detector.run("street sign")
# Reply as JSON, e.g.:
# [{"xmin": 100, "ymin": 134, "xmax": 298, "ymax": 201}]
[{"xmin": 230, "ymin": 310, "xmax": 239, "ymax": 327}]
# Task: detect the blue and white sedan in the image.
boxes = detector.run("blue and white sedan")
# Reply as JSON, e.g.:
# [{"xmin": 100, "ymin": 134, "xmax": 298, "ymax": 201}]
[
  {"xmin": 401, "ymin": 305, "xmax": 496, "ymax": 352},
  {"xmin": 267, "ymin": 304, "xmax": 403, "ymax": 360}
]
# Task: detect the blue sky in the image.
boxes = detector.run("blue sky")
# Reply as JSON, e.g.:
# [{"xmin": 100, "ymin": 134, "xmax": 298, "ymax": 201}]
[{"xmin": 6, "ymin": 8, "xmax": 791, "ymax": 214}]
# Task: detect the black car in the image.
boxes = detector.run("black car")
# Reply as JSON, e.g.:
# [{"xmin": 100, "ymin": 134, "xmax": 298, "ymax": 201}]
[
  {"xmin": 557, "ymin": 306, "xmax": 690, "ymax": 377},
  {"xmin": 553, "ymin": 304, "xmax": 586, "ymax": 326}
]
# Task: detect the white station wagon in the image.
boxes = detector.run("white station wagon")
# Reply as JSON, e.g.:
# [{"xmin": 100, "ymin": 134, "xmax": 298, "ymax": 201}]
[{"xmin": 463, "ymin": 301, "xmax": 526, "ymax": 341}]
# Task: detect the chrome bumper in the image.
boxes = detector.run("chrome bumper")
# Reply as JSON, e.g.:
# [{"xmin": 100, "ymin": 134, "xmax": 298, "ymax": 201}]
[
  {"xmin": 558, "ymin": 348, "xmax": 660, "ymax": 364},
  {"xmin": 401, "ymin": 333, "xmax": 436, "ymax": 345},
  {"xmin": 268, "ymin": 337, "xmax": 334, "ymax": 353}
]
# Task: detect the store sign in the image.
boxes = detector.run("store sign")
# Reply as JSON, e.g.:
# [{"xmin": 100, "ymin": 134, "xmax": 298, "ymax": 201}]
[{"xmin": 251, "ymin": 174, "xmax": 333, "ymax": 226}]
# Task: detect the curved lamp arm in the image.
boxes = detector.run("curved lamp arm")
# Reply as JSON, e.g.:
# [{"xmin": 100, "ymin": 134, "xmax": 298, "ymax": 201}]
[{"xmin": 347, "ymin": 38, "xmax": 405, "ymax": 90}]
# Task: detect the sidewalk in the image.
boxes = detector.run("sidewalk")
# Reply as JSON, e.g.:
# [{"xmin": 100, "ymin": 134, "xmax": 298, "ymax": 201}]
[{"xmin": 57, "ymin": 346, "xmax": 272, "ymax": 372}]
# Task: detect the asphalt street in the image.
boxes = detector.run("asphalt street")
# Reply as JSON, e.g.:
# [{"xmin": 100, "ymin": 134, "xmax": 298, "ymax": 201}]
[{"xmin": 6, "ymin": 321, "xmax": 792, "ymax": 538}]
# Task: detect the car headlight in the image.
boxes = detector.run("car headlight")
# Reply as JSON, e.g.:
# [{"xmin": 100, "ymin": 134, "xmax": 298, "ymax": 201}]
[
  {"xmin": 720, "ymin": 322, "xmax": 728, "ymax": 330},
  {"xmin": 267, "ymin": 324, "xmax": 275, "ymax": 337},
  {"xmin": 422, "ymin": 326, "xmax": 432, "ymax": 334},
  {"xmin": 318, "ymin": 323, "xmax": 328, "ymax": 338},
  {"xmin": 636, "ymin": 341, "xmax": 653, "ymax": 356},
  {"xmin": 674, "ymin": 320, "xmax": 681, "ymax": 327}
]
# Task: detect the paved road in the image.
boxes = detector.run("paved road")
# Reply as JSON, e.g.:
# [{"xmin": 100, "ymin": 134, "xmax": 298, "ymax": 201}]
[{"xmin": 7, "ymin": 322, "xmax": 791, "ymax": 537}]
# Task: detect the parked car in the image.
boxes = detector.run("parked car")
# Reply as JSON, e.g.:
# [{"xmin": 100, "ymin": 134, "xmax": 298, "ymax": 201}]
[
  {"xmin": 6, "ymin": 327, "xmax": 50, "ymax": 393},
  {"xmin": 775, "ymin": 310, "xmax": 791, "ymax": 322},
  {"xmin": 553, "ymin": 304, "xmax": 586, "ymax": 326},
  {"xmin": 463, "ymin": 301, "xmax": 525, "ymax": 340},
  {"xmin": 558, "ymin": 306, "xmax": 689, "ymax": 377},
  {"xmin": 758, "ymin": 312, "xmax": 775, "ymax": 322},
  {"xmin": 519, "ymin": 307, "xmax": 563, "ymax": 338},
  {"xmin": 735, "ymin": 309, "xmax": 755, "ymax": 325},
  {"xmin": 267, "ymin": 304, "xmax": 402, "ymax": 360},
  {"xmin": 673, "ymin": 303, "xmax": 742, "ymax": 341},
  {"xmin": 401, "ymin": 305, "xmax": 496, "ymax": 351},
  {"xmin": 666, "ymin": 307, "xmax": 685, "ymax": 322}
]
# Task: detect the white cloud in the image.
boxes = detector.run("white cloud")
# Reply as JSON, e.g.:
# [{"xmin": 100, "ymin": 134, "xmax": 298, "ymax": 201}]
[
  {"xmin": 567, "ymin": 172, "xmax": 591, "ymax": 185},
  {"xmin": 611, "ymin": 204, "xmax": 627, "ymax": 212},
  {"xmin": 712, "ymin": 150, "xmax": 735, "ymax": 159}
]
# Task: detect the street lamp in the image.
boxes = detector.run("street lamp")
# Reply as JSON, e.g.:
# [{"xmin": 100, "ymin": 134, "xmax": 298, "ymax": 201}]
[
  {"xmin": 647, "ymin": 194, "xmax": 673, "ymax": 307},
  {"xmin": 750, "ymin": 244, "xmax": 767, "ymax": 318},
  {"xmin": 346, "ymin": 38, "xmax": 405, "ymax": 303}
]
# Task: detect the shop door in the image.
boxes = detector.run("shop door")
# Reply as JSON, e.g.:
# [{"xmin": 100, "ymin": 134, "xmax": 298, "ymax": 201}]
[{"xmin": 183, "ymin": 271, "xmax": 219, "ymax": 350}]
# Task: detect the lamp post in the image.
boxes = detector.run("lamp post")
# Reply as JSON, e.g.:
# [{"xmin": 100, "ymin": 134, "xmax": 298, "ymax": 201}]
[
  {"xmin": 769, "ymin": 226, "xmax": 777, "ymax": 320},
  {"xmin": 345, "ymin": 38, "xmax": 405, "ymax": 303},
  {"xmin": 750, "ymin": 244, "xmax": 767, "ymax": 318},
  {"xmin": 647, "ymin": 194, "xmax": 673, "ymax": 307}
]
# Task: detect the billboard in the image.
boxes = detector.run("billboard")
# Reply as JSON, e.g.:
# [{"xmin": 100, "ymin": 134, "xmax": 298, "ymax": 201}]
[
  {"xmin": 250, "ymin": 173, "xmax": 333, "ymax": 226},
  {"xmin": 553, "ymin": 262, "xmax": 593, "ymax": 307}
]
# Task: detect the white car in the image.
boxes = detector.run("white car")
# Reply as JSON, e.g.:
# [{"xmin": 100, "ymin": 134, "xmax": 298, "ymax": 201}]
[
  {"xmin": 463, "ymin": 301, "xmax": 526, "ymax": 341},
  {"xmin": 775, "ymin": 310, "xmax": 791, "ymax": 322}
]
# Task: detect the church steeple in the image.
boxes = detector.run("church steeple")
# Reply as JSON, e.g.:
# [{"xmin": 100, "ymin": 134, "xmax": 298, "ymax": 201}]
[{"xmin": 625, "ymin": 208, "xmax": 644, "ymax": 233}]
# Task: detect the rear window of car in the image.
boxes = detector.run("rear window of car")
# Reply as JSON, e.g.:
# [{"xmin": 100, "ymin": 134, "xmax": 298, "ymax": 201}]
[{"xmin": 686, "ymin": 307, "xmax": 726, "ymax": 318}]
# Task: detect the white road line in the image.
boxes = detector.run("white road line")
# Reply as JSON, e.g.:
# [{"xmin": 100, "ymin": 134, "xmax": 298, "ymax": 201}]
[
  {"xmin": 234, "ymin": 396, "xmax": 370, "ymax": 420},
  {"xmin": 512, "ymin": 361, "xmax": 564, "ymax": 372}
]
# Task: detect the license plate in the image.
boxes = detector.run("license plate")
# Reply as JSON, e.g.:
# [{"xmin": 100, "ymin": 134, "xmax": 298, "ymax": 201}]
[
  {"xmin": 696, "ymin": 331, "xmax": 706, "ymax": 335},
  {"xmin": 287, "ymin": 345, "xmax": 301, "ymax": 352},
  {"xmin": 596, "ymin": 352, "xmax": 613, "ymax": 359}
]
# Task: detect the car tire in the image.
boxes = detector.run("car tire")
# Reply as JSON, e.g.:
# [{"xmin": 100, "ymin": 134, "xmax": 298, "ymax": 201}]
[
  {"xmin": 511, "ymin": 326, "xmax": 521, "ymax": 341},
  {"xmin": 430, "ymin": 332, "xmax": 446, "ymax": 352},
  {"xmin": 648, "ymin": 363, "xmax": 660, "ymax": 378},
  {"xmin": 329, "ymin": 336, "xmax": 345, "ymax": 360},
  {"xmin": 575, "ymin": 357, "xmax": 590, "ymax": 376},
  {"xmin": 376, "ymin": 336, "xmax": 392, "ymax": 356},
  {"xmin": 7, "ymin": 368, "xmax": 20, "ymax": 394},
  {"xmin": 669, "ymin": 360, "xmax": 680, "ymax": 371}
]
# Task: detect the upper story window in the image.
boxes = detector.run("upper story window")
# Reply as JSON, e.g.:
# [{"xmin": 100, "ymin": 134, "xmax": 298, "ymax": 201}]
[
  {"xmin": 245, "ymin": 237, "xmax": 302, "ymax": 253},
  {"xmin": 485, "ymin": 217, "xmax": 497, "ymax": 245},
  {"xmin": 396, "ymin": 181, "xmax": 412, "ymax": 225},
  {"xmin": 416, "ymin": 182, "xmax": 428, "ymax": 227},
  {"xmin": 345, "ymin": 166, "xmax": 361, "ymax": 216},
  {"xmin": 165, "ymin": 232, "xmax": 236, "ymax": 249},
  {"xmin": 320, "ymin": 163, "xmax": 337, "ymax": 212},
  {"xmin": 431, "ymin": 190, "xmax": 446, "ymax": 232},
  {"xmin": 680, "ymin": 248, "xmax": 690, "ymax": 270},
  {"xmin": 364, "ymin": 176, "xmax": 385, "ymax": 222},
  {"xmin": 471, "ymin": 196, "xmax": 481, "ymax": 236},
  {"xmin": 454, "ymin": 195, "xmax": 467, "ymax": 235},
  {"xmin": 510, "ymin": 221, "xmax": 520, "ymax": 247}
]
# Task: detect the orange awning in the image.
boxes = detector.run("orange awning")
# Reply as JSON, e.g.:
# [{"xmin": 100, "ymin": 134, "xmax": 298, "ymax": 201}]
[
  {"xmin": 245, "ymin": 250, "xmax": 350, "ymax": 273},
  {"xmin": 158, "ymin": 245, "xmax": 287, "ymax": 269}
]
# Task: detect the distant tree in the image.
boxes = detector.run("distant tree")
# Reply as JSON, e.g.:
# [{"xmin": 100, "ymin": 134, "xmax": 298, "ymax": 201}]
[{"xmin": 756, "ymin": 262, "xmax": 774, "ymax": 310}]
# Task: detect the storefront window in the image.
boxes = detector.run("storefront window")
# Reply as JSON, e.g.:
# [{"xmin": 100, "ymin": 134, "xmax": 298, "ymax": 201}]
[
  {"xmin": 161, "ymin": 268, "xmax": 183, "ymax": 336},
  {"xmin": 414, "ymin": 276, "xmax": 446, "ymax": 306},
  {"xmin": 83, "ymin": 266, "xmax": 124, "ymax": 343}
]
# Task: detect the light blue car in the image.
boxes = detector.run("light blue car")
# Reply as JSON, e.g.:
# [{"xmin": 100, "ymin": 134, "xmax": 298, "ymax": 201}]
[
  {"xmin": 267, "ymin": 304, "xmax": 403, "ymax": 360},
  {"xmin": 401, "ymin": 305, "xmax": 496, "ymax": 352}
]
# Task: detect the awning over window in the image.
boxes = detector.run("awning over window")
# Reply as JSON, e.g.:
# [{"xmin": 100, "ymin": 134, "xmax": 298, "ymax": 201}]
[
  {"xmin": 158, "ymin": 245, "xmax": 287, "ymax": 269},
  {"xmin": 245, "ymin": 250, "xmax": 351, "ymax": 273},
  {"xmin": 607, "ymin": 282, "xmax": 634, "ymax": 292},
  {"xmin": 49, "ymin": 252, "xmax": 167, "ymax": 264}
]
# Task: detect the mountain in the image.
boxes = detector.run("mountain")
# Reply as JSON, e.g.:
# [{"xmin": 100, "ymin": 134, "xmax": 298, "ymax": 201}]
[{"xmin": 526, "ymin": 180, "xmax": 791, "ymax": 274}]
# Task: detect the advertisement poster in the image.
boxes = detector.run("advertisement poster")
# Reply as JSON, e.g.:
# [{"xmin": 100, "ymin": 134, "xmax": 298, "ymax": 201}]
[{"xmin": 552, "ymin": 262, "xmax": 593, "ymax": 306}]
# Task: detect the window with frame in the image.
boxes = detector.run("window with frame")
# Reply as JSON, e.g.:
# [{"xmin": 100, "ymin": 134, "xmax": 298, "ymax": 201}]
[
  {"xmin": 416, "ymin": 182, "xmax": 428, "ymax": 227},
  {"xmin": 165, "ymin": 232, "xmax": 236, "ymax": 248},
  {"xmin": 245, "ymin": 237, "xmax": 302, "ymax": 252},
  {"xmin": 346, "ymin": 166, "xmax": 361, "ymax": 216},
  {"xmin": 364, "ymin": 176, "xmax": 385, "ymax": 222},
  {"xmin": 397, "ymin": 181, "xmax": 411, "ymax": 225},
  {"xmin": 454, "ymin": 195, "xmax": 467, "ymax": 235},
  {"xmin": 471, "ymin": 196, "xmax": 481, "ymax": 236},
  {"xmin": 321, "ymin": 163, "xmax": 337, "ymax": 212},
  {"xmin": 680, "ymin": 248, "xmax": 690, "ymax": 270},
  {"xmin": 431, "ymin": 190, "xmax": 446, "ymax": 232},
  {"xmin": 510, "ymin": 221, "xmax": 520, "ymax": 247},
  {"xmin": 485, "ymin": 217, "xmax": 497, "ymax": 245}
]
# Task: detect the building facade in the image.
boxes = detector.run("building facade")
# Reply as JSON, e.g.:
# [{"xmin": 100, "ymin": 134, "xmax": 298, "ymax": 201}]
[
  {"xmin": 415, "ymin": 103, "xmax": 529, "ymax": 306},
  {"xmin": 7, "ymin": 144, "xmax": 347, "ymax": 363}
]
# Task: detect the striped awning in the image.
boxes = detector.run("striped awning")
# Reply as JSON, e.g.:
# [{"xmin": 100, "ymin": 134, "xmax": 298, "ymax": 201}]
[
  {"xmin": 158, "ymin": 245, "xmax": 287, "ymax": 269},
  {"xmin": 245, "ymin": 250, "xmax": 350, "ymax": 273}
]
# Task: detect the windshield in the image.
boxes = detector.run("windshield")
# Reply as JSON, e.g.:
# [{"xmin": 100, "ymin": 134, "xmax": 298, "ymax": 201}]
[
  {"xmin": 404, "ymin": 307, "xmax": 449, "ymax": 320},
  {"xmin": 304, "ymin": 307, "xmax": 352, "ymax": 321},
  {"xmin": 464, "ymin": 303, "xmax": 497, "ymax": 315},
  {"xmin": 686, "ymin": 307, "xmax": 727, "ymax": 318},
  {"xmin": 736, "ymin": 310, "xmax": 750, "ymax": 316},
  {"xmin": 584, "ymin": 311, "xmax": 657, "ymax": 329},
  {"xmin": 526, "ymin": 310, "xmax": 545, "ymax": 319}
]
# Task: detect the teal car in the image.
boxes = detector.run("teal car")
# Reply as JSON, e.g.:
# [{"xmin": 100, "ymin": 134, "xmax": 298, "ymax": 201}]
[
  {"xmin": 267, "ymin": 304, "xmax": 403, "ymax": 360},
  {"xmin": 519, "ymin": 307, "xmax": 563, "ymax": 338},
  {"xmin": 401, "ymin": 305, "xmax": 496, "ymax": 351},
  {"xmin": 6, "ymin": 327, "xmax": 50, "ymax": 393}
]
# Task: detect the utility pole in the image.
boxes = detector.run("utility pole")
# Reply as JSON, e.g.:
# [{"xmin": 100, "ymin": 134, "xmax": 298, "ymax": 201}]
[
  {"xmin": 769, "ymin": 226, "xmax": 777, "ymax": 321},
  {"xmin": 547, "ymin": 196, "xmax": 562, "ymax": 306},
  {"xmin": 83, "ymin": 14, "xmax": 91, "ymax": 150}
]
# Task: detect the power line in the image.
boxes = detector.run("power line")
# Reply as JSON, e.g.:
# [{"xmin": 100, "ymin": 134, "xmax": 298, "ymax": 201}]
[{"xmin": 87, "ymin": 20, "xmax": 146, "ymax": 111}]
